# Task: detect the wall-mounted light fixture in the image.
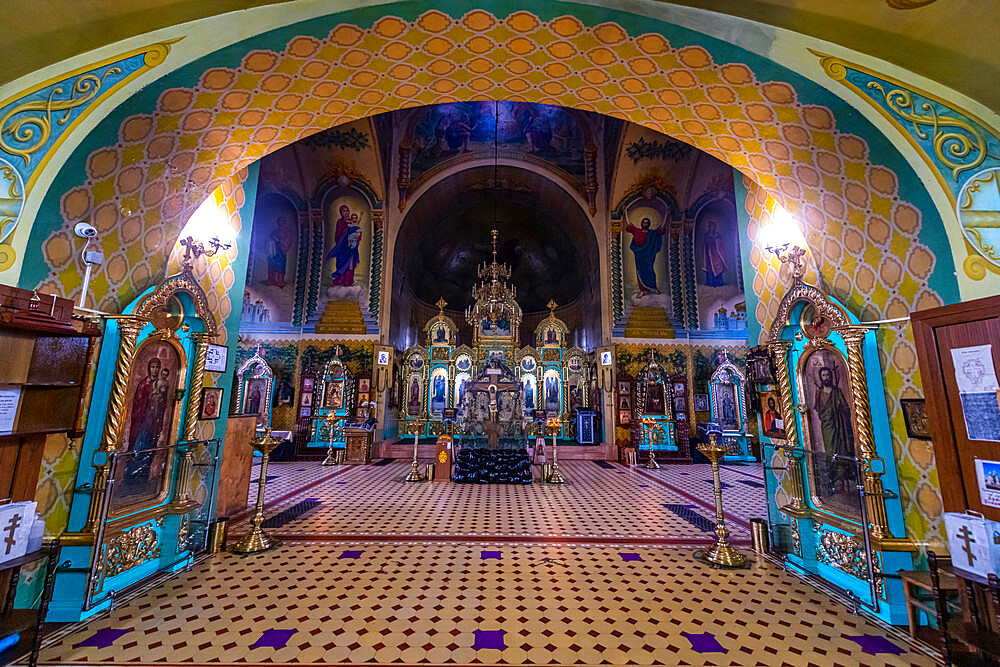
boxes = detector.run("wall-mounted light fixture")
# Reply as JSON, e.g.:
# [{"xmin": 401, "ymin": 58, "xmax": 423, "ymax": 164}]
[
  {"xmin": 761, "ymin": 205, "xmax": 808, "ymax": 280},
  {"xmin": 177, "ymin": 189, "xmax": 234, "ymax": 268},
  {"xmin": 179, "ymin": 235, "xmax": 231, "ymax": 267}
]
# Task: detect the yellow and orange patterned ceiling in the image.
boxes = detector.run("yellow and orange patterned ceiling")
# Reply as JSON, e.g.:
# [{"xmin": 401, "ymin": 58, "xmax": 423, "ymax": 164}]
[{"xmin": 2, "ymin": 0, "xmax": 995, "ymax": 110}]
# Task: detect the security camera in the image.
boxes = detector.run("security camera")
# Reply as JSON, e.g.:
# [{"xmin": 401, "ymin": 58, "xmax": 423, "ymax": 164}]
[{"xmin": 74, "ymin": 222, "xmax": 97, "ymax": 238}]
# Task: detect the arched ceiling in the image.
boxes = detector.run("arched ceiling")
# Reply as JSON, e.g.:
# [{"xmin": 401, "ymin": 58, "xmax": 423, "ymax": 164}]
[
  {"xmin": 394, "ymin": 165, "xmax": 598, "ymax": 314},
  {"xmin": 23, "ymin": 3, "xmax": 958, "ymax": 333},
  {"xmin": 2, "ymin": 0, "xmax": 995, "ymax": 110}
]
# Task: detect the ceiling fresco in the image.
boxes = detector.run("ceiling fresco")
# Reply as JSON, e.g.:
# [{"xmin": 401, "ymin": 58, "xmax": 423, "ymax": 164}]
[
  {"xmin": 406, "ymin": 101, "xmax": 589, "ymax": 184},
  {"xmin": 394, "ymin": 165, "xmax": 596, "ymax": 314}
]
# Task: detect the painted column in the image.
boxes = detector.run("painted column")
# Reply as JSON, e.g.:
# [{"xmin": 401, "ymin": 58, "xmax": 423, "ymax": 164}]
[
  {"xmin": 767, "ymin": 338, "xmax": 806, "ymax": 511},
  {"xmin": 83, "ymin": 315, "xmax": 146, "ymax": 534},
  {"xmin": 183, "ymin": 332, "xmax": 212, "ymax": 441},
  {"xmin": 838, "ymin": 325, "xmax": 891, "ymax": 540}
]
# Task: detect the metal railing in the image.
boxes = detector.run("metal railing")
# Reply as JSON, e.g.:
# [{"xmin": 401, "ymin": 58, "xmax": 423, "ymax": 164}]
[
  {"xmin": 82, "ymin": 438, "xmax": 220, "ymax": 611},
  {"xmin": 762, "ymin": 441, "xmax": 899, "ymax": 615}
]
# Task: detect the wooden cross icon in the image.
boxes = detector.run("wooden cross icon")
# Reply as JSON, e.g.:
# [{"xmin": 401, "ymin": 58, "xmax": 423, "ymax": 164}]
[{"xmin": 956, "ymin": 524, "xmax": 978, "ymax": 568}]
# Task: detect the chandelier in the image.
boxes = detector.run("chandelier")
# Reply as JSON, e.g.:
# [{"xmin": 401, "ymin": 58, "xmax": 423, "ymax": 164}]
[{"xmin": 466, "ymin": 229, "xmax": 518, "ymax": 328}]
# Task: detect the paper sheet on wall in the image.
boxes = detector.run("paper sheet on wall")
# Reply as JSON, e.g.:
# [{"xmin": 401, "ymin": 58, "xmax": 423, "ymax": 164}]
[
  {"xmin": 951, "ymin": 344, "xmax": 1000, "ymax": 443},
  {"xmin": 976, "ymin": 459, "xmax": 1000, "ymax": 509},
  {"xmin": 0, "ymin": 386, "xmax": 21, "ymax": 434}
]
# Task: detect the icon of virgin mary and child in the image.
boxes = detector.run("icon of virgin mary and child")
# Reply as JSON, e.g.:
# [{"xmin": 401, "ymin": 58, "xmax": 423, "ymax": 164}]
[{"xmin": 328, "ymin": 204, "xmax": 363, "ymax": 286}]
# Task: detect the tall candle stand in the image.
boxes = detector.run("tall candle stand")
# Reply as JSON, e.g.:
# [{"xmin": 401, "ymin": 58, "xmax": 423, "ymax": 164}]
[
  {"xmin": 642, "ymin": 417, "xmax": 660, "ymax": 469},
  {"xmin": 544, "ymin": 417, "xmax": 565, "ymax": 484},
  {"xmin": 321, "ymin": 413, "xmax": 342, "ymax": 466},
  {"xmin": 232, "ymin": 428, "xmax": 284, "ymax": 554},
  {"xmin": 404, "ymin": 412, "xmax": 428, "ymax": 482},
  {"xmin": 694, "ymin": 432, "xmax": 748, "ymax": 568}
]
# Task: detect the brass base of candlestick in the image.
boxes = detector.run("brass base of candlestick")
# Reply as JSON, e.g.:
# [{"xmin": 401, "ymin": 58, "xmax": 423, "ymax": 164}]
[
  {"xmin": 404, "ymin": 460, "xmax": 426, "ymax": 482},
  {"xmin": 233, "ymin": 429, "xmax": 283, "ymax": 555},
  {"xmin": 231, "ymin": 528, "xmax": 282, "ymax": 555},
  {"xmin": 544, "ymin": 463, "xmax": 565, "ymax": 484},
  {"xmin": 693, "ymin": 543, "xmax": 748, "ymax": 569},
  {"xmin": 321, "ymin": 444, "xmax": 338, "ymax": 466},
  {"xmin": 644, "ymin": 452, "xmax": 660, "ymax": 469}
]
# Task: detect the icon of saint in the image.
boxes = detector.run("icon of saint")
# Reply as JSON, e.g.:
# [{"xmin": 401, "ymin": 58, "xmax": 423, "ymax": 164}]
[
  {"xmin": 264, "ymin": 215, "xmax": 293, "ymax": 288},
  {"xmin": 702, "ymin": 219, "xmax": 728, "ymax": 286},
  {"xmin": 625, "ymin": 217, "xmax": 667, "ymax": 295},
  {"xmin": 329, "ymin": 209, "xmax": 362, "ymax": 286}
]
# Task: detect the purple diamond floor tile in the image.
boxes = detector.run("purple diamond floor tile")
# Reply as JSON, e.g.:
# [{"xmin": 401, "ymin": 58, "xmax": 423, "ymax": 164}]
[
  {"xmin": 682, "ymin": 631, "xmax": 727, "ymax": 653},
  {"xmin": 845, "ymin": 634, "xmax": 906, "ymax": 656},
  {"xmin": 251, "ymin": 629, "xmax": 297, "ymax": 649},
  {"xmin": 73, "ymin": 629, "xmax": 132, "ymax": 649},
  {"xmin": 473, "ymin": 629, "xmax": 506, "ymax": 650},
  {"xmin": 339, "ymin": 550, "xmax": 364, "ymax": 559}
]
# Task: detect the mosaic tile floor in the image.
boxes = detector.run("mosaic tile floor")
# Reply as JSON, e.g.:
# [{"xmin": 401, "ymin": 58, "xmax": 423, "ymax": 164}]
[
  {"xmin": 232, "ymin": 461, "xmax": 767, "ymax": 545},
  {"xmin": 30, "ymin": 542, "xmax": 936, "ymax": 666}
]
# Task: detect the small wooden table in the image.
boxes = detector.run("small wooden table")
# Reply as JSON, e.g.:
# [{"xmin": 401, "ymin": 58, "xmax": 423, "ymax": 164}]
[{"xmin": 899, "ymin": 567, "xmax": 959, "ymax": 637}]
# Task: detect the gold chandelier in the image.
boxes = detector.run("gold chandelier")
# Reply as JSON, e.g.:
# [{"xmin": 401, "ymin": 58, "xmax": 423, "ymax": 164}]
[{"xmin": 466, "ymin": 229, "xmax": 518, "ymax": 328}]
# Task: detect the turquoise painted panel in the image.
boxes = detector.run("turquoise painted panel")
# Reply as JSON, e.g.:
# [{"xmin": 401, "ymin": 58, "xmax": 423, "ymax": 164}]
[{"xmin": 0, "ymin": 53, "xmax": 148, "ymax": 183}]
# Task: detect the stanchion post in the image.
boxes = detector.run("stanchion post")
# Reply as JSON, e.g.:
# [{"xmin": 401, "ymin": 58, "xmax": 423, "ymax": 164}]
[
  {"xmin": 232, "ymin": 428, "xmax": 283, "ymax": 554},
  {"xmin": 695, "ymin": 432, "xmax": 747, "ymax": 568}
]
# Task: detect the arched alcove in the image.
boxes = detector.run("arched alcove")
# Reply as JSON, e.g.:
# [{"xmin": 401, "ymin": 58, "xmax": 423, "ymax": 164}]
[{"xmin": 389, "ymin": 164, "xmax": 600, "ymax": 350}]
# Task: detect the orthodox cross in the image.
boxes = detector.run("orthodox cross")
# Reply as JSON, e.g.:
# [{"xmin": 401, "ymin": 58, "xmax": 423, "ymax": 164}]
[
  {"xmin": 956, "ymin": 524, "xmax": 978, "ymax": 568},
  {"xmin": 3, "ymin": 512, "xmax": 22, "ymax": 555}
]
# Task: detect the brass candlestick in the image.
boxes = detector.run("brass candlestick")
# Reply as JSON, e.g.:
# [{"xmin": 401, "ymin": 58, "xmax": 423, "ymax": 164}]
[
  {"xmin": 404, "ymin": 412, "xmax": 428, "ymax": 482},
  {"xmin": 643, "ymin": 418, "xmax": 660, "ymax": 469},
  {"xmin": 544, "ymin": 417, "xmax": 565, "ymax": 484},
  {"xmin": 232, "ymin": 428, "xmax": 283, "ymax": 554},
  {"xmin": 695, "ymin": 432, "xmax": 748, "ymax": 568},
  {"xmin": 321, "ymin": 414, "xmax": 341, "ymax": 466}
]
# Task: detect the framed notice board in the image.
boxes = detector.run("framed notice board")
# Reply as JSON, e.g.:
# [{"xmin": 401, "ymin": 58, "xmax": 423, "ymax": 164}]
[{"xmin": 912, "ymin": 294, "xmax": 1000, "ymax": 520}]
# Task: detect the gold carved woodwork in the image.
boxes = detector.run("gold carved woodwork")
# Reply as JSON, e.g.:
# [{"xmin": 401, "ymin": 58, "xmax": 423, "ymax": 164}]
[
  {"xmin": 177, "ymin": 514, "xmax": 189, "ymax": 552},
  {"xmin": 102, "ymin": 523, "xmax": 160, "ymax": 578},
  {"xmin": 134, "ymin": 268, "xmax": 217, "ymax": 337},
  {"xmin": 98, "ymin": 315, "xmax": 149, "ymax": 454},
  {"xmin": 815, "ymin": 529, "xmax": 885, "ymax": 599},
  {"xmin": 184, "ymin": 332, "xmax": 212, "ymax": 441}
]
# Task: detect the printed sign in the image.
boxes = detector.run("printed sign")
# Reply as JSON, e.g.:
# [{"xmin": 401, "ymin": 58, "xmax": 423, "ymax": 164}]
[
  {"xmin": 0, "ymin": 501, "xmax": 36, "ymax": 565},
  {"xmin": 205, "ymin": 344, "xmax": 228, "ymax": 373},
  {"xmin": 951, "ymin": 345, "xmax": 1000, "ymax": 442},
  {"xmin": 0, "ymin": 386, "xmax": 21, "ymax": 434},
  {"xmin": 976, "ymin": 459, "xmax": 1000, "ymax": 509}
]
